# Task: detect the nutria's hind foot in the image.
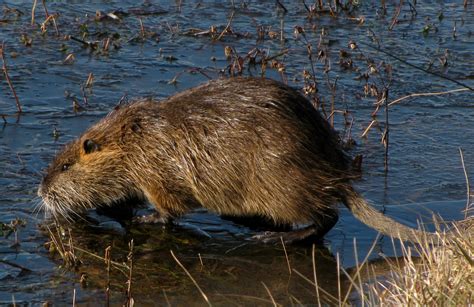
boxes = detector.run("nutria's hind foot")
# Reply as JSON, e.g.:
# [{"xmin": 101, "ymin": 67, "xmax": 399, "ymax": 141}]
[
  {"xmin": 251, "ymin": 225, "xmax": 322, "ymax": 244},
  {"xmin": 252, "ymin": 209, "xmax": 339, "ymax": 244}
]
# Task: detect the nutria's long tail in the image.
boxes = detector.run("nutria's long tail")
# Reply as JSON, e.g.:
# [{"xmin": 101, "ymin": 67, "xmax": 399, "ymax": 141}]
[{"xmin": 343, "ymin": 187, "xmax": 438, "ymax": 242}]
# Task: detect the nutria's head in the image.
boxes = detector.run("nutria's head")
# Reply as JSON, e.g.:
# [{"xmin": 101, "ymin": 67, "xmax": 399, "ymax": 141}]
[{"xmin": 38, "ymin": 112, "xmax": 145, "ymax": 220}]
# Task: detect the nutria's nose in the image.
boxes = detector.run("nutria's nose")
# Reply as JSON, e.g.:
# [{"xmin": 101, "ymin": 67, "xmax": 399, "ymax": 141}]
[
  {"xmin": 37, "ymin": 184, "xmax": 44, "ymax": 197},
  {"xmin": 38, "ymin": 177, "xmax": 47, "ymax": 197}
]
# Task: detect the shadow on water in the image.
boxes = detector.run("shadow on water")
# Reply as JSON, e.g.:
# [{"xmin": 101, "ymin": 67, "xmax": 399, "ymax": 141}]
[{"xmin": 0, "ymin": 0, "xmax": 472, "ymax": 304}]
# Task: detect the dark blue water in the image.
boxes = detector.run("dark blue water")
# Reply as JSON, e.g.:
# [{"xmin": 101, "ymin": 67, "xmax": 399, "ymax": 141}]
[{"xmin": 0, "ymin": 1, "xmax": 472, "ymax": 305}]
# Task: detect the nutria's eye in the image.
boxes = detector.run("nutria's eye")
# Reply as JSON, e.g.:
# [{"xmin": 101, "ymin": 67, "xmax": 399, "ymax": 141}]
[
  {"xmin": 62, "ymin": 164, "xmax": 70, "ymax": 171},
  {"xmin": 83, "ymin": 139, "xmax": 100, "ymax": 154}
]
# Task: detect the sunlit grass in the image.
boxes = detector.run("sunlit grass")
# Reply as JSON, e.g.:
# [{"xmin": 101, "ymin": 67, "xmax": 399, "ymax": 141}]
[{"xmin": 366, "ymin": 217, "xmax": 473, "ymax": 306}]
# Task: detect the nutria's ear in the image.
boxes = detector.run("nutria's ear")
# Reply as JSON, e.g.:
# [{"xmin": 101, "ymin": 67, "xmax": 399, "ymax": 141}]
[{"xmin": 83, "ymin": 139, "xmax": 100, "ymax": 154}]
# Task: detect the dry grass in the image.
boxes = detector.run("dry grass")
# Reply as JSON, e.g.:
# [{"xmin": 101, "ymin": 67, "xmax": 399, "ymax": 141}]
[{"xmin": 367, "ymin": 217, "xmax": 474, "ymax": 305}]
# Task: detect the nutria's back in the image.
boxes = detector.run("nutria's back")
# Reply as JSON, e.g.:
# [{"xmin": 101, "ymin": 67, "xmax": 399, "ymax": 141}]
[{"xmin": 39, "ymin": 77, "xmax": 438, "ymax": 242}]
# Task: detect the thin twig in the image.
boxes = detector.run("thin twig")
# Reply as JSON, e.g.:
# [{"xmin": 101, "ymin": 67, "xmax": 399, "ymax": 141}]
[
  {"xmin": 85, "ymin": 73, "xmax": 94, "ymax": 88},
  {"xmin": 41, "ymin": 0, "xmax": 59, "ymax": 35},
  {"xmin": 383, "ymin": 89, "xmax": 389, "ymax": 172},
  {"xmin": 72, "ymin": 288, "xmax": 76, "ymax": 307},
  {"xmin": 105, "ymin": 246, "xmax": 112, "ymax": 307},
  {"xmin": 31, "ymin": 0, "xmax": 38, "ymax": 25},
  {"xmin": 163, "ymin": 290, "xmax": 171, "ymax": 307},
  {"xmin": 170, "ymin": 250, "xmax": 211, "ymax": 306},
  {"xmin": 81, "ymin": 86, "xmax": 88, "ymax": 105},
  {"xmin": 459, "ymin": 147, "xmax": 471, "ymax": 219},
  {"xmin": 276, "ymin": 0, "xmax": 288, "ymax": 13},
  {"xmin": 280, "ymin": 236, "xmax": 291, "ymax": 275},
  {"xmin": 216, "ymin": 10, "xmax": 235, "ymax": 41},
  {"xmin": 261, "ymin": 282, "xmax": 278, "ymax": 307},
  {"xmin": 388, "ymin": 88, "xmax": 469, "ymax": 106},
  {"xmin": 125, "ymin": 240, "xmax": 134, "ymax": 307},
  {"xmin": 336, "ymin": 253, "xmax": 342, "ymax": 307},
  {"xmin": 280, "ymin": 18, "xmax": 284, "ymax": 42},
  {"xmin": 138, "ymin": 17, "xmax": 145, "ymax": 38},
  {"xmin": 389, "ymin": 0, "xmax": 403, "ymax": 30},
  {"xmin": 361, "ymin": 120, "xmax": 377, "ymax": 138},
  {"xmin": 198, "ymin": 253, "xmax": 204, "ymax": 269},
  {"xmin": 312, "ymin": 245, "xmax": 322, "ymax": 307},
  {"xmin": 70, "ymin": 36, "xmax": 98, "ymax": 49},
  {"xmin": 0, "ymin": 43, "xmax": 22, "ymax": 113},
  {"xmin": 63, "ymin": 244, "xmax": 127, "ymax": 273}
]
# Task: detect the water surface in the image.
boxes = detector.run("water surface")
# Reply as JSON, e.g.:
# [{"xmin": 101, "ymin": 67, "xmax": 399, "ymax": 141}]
[{"xmin": 0, "ymin": 1, "xmax": 472, "ymax": 305}]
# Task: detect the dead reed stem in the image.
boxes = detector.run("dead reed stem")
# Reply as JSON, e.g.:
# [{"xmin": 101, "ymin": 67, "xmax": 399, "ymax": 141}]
[
  {"xmin": 72, "ymin": 289, "xmax": 76, "ymax": 307},
  {"xmin": 280, "ymin": 18, "xmax": 284, "ymax": 42},
  {"xmin": 361, "ymin": 120, "xmax": 377, "ymax": 138},
  {"xmin": 216, "ymin": 10, "xmax": 235, "ymax": 41},
  {"xmin": 312, "ymin": 245, "xmax": 321, "ymax": 307},
  {"xmin": 276, "ymin": 0, "xmax": 288, "ymax": 13},
  {"xmin": 261, "ymin": 282, "xmax": 278, "ymax": 307},
  {"xmin": 104, "ymin": 246, "xmax": 112, "ymax": 307},
  {"xmin": 318, "ymin": 0, "xmax": 323, "ymax": 10},
  {"xmin": 125, "ymin": 240, "xmax": 134, "ymax": 307},
  {"xmin": 280, "ymin": 236, "xmax": 291, "ymax": 275},
  {"xmin": 138, "ymin": 17, "xmax": 145, "ymax": 38},
  {"xmin": 383, "ymin": 89, "xmax": 389, "ymax": 171},
  {"xmin": 85, "ymin": 73, "xmax": 94, "ymax": 88},
  {"xmin": 388, "ymin": 88, "xmax": 469, "ymax": 106},
  {"xmin": 31, "ymin": 0, "xmax": 38, "ymax": 25},
  {"xmin": 389, "ymin": 0, "xmax": 403, "ymax": 30},
  {"xmin": 459, "ymin": 148, "xmax": 471, "ymax": 218},
  {"xmin": 170, "ymin": 250, "xmax": 211, "ymax": 306},
  {"xmin": 198, "ymin": 253, "xmax": 204, "ymax": 270},
  {"xmin": 336, "ymin": 253, "xmax": 341, "ymax": 307},
  {"xmin": 162, "ymin": 289, "xmax": 171, "ymax": 306},
  {"xmin": 0, "ymin": 43, "xmax": 22, "ymax": 113},
  {"xmin": 41, "ymin": 0, "xmax": 59, "ymax": 35}
]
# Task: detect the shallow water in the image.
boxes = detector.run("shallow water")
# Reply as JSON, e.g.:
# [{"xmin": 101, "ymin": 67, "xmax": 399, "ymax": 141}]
[{"xmin": 0, "ymin": 0, "xmax": 473, "ymax": 305}]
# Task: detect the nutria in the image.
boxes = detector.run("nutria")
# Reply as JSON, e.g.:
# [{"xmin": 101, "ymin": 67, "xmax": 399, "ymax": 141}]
[{"xmin": 38, "ymin": 77, "xmax": 437, "ymax": 243}]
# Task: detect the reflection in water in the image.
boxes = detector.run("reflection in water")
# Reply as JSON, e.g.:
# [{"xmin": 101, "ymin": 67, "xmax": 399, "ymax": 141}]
[{"xmin": 40, "ymin": 210, "xmax": 362, "ymax": 305}]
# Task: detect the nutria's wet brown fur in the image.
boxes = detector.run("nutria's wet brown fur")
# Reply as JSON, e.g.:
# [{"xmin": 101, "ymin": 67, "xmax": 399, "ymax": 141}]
[{"xmin": 38, "ymin": 77, "xmax": 436, "ymax": 242}]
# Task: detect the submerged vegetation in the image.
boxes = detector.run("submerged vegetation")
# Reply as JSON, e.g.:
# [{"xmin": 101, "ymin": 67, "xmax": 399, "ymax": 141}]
[{"xmin": 0, "ymin": 0, "xmax": 473, "ymax": 305}]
